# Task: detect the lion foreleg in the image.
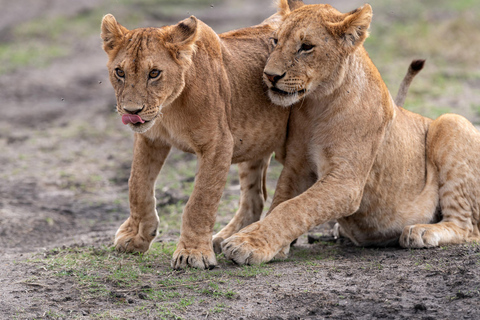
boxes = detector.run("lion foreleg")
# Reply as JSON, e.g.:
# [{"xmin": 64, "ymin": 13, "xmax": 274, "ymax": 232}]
[
  {"xmin": 115, "ymin": 134, "xmax": 171, "ymax": 254},
  {"xmin": 213, "ymin": 156, "xmax": 271, "ymax": 254},
  {"xmin": 172, "ymin": 133, "xmax": 234, "ymax": 270},
  {"xmin": 223, "ymin": 171, "xmax": 364, "ymax": 265}
]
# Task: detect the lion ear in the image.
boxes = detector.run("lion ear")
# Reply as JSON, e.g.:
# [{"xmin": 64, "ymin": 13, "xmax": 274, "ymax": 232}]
[
  {"xmin": 101, "ymin": 14, "xmax": 128, "ymax": 53},
  {"xmin": 276, "ymin": 0, "xmax": 291, "ymax": 16},
  {"xmin": 167, "ymin": 16, "xmax": 199, "ymax": 63},
  {"xmin": 327, "ymin": 4, "xmax": 372, "ymax": 50},
  {"xmin": 276, "ymin": 0, "xmax": 303, "ymax": 17}
]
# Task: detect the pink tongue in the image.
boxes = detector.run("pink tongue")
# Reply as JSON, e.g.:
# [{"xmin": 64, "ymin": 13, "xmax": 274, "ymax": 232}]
[{"xmin": 122, "ymin": 114, "xmax": 145, "ymax": 125}]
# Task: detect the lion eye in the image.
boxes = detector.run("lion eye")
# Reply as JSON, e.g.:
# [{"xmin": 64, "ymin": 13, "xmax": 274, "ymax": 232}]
[
  {"xmin": 149, "ymin": 69, "xmax": 161, "ymax": 79},
  {"xmin": 115, "ymin": 68, "xmax": 125, "ymax": 78},
  {"xmin": 270, "ymin": 38, "xmax": 278, "ymax": 47},
  {"xmin": 299, "ymin": 43, "xmax": 314, "ymax": 53}
]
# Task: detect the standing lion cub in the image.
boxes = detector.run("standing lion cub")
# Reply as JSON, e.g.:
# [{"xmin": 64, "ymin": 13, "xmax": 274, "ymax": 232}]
[
  {"xmin": 222, "ymin": 3, "xmax": 480, "ymax": 265},
  {"xmin": 100, "ymin": 1, "xmax": 307, "ymax": 269}
]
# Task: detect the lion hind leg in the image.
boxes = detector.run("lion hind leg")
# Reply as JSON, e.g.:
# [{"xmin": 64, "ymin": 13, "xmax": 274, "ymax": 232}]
[
  {"xmin": 400, "ymin": 173, "xmax": 478, "ymax": 248},
  {"xmin": 213, "ymin": 156, "xmax": 271, "ymax": 253},
  {"xmin": 401, "ymin": 114, "xmax": 480, "ymax": 248}
]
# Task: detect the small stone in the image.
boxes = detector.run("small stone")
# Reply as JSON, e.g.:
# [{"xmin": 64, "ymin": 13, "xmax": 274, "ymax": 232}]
[{"xmin": 414, "ymin": 303, "xmax": 427, "ymax": 312}]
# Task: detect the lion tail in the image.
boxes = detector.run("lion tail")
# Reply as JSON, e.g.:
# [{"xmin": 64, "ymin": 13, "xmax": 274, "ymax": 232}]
[
  {"xmin": 262, "ymin": 157, "xmax": 270, "ymax": 202},
  {"xmin": 394, "ymin": 59, "xmax": 425, "ymax": 107}
]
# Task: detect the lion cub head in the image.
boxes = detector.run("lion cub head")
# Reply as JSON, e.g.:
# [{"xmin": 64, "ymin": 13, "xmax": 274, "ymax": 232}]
[
  {"xmin": 101, "ymin": 15, "xmax": 198, "ymax": 133},
  {"xmin": 264, "ymin": 4, "xmax": 372, "ymax": 107}
]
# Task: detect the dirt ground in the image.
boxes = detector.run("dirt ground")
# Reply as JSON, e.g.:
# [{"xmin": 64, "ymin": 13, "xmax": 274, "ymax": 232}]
[{"xmin": 1, "ymin": 0, "xmax": 480, "ymax": 319}]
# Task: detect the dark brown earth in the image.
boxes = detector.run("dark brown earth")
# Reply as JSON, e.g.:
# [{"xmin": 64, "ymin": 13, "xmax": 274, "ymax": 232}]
[{"xmin": 1, "ymin": 0, "xmax": 479, "ymax": 319}]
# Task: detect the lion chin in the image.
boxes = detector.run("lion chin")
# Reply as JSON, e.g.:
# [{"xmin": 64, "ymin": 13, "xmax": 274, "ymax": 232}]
[
  {"xmin": 127, "ymin": 118, "xmax": 156, "ymax": 133},
  {"xmin": 267, "ymin": 89, "xmax": 305, "ymax": 107}
]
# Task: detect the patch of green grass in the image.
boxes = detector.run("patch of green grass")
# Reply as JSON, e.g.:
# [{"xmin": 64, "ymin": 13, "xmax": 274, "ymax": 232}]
[
  {"xmin": 143, "ymin": 287, "xmax": 181, "ymax": 301},
  {"xmin": 15, "ymin": 16, "xmax": 67, "ymax": 40},
  {"xmin": 25, "ymin": 241, "xmax": 270, "ymax": 318},
  {"xmin": 32, "ymin": 243, "xmax": 177, "ymax": 297},
  {"xmin": 210, "ymin": 302, "xmax": 228, "ymax": 313},
  {"xmin": 0, "ymin": 43, "xmax": 68, "ymax": 74},
  {"xmin": 446, "ymin": 0, "xmax": 480, "ymax": 11},
  {"xmin": 42, "ymin": 310, "xmax": 64, "ymax": 319},
  {"xmin": 15, "ymin": 7, "xmax": 107, "ymax": 40},
  {"xmin": 199, "ymin": 282, "xmax": 236, "ymax": 298},
  {"xmin": 291, "ymin": 247, "xmax": 312, "ymax": 260},
  {"xmin": 177, "ymin": 297, "xmax": 195, "ymax": 309}
]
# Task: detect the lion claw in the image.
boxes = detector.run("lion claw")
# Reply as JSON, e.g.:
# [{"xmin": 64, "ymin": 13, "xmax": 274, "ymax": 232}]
[
  {"xmin": 400, "ymin": 224, "xmax": 440, "ymax": 248},
  {"xmin": 171, "ymin": 247, "xmax": 217, "ymax": 270}
]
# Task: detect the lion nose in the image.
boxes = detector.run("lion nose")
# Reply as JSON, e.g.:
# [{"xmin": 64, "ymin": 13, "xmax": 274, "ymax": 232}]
[
  {"xmin": 264, "ymin": 72, "xmax": 286, "ymax": 84},
  {"xmin": 123, "ymin": 104, "xmax": 144, "ymax": 115}
]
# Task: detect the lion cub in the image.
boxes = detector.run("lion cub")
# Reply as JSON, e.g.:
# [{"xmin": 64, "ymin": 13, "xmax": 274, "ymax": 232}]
[
  {"xmin": 100, "ymin": 1, "xmax": 304, "ymax": 269},
  {"xmin": 222, "ymin": 3, "xmax": 480, "ymax": 265}
]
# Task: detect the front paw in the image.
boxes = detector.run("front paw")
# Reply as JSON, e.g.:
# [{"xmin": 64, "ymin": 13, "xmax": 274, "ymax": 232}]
[
  {"xmin": 114, "ymin": 216, "xmax": 159, "ymax": 253},
  {"xmin": 222, "ymin": 231, "xmax": 276, "ymax": 265},
  {"xmin": 171, "ymin": 243, "xmax": 217, "ymax": 270},
  {"xmin": 400, "ymin": 224, "xmax": 440, "ymax": 248}
]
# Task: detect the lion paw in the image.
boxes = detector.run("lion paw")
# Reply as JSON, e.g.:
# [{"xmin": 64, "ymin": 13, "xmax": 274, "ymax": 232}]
[
  {"xmin": 212, "ymin": 235, "xmax": 225, "ymax": 254},
  {"xmin": 399, "ymin": 224, "xmax": 440, "ymax": 248},
  {"xmin": 222, "ymin": 233, "xmax": 275, "ymax": 265},
  {"xmin": 273, "ymin": 245, "xmax": 290, "ymax": 260},
  {"xmin": 171, "ymin": 245, "xmax": 217, "ymax": 270},
  {"xmin": 114, "ymin": 217, "xmax": 158, "ymax": 253}
]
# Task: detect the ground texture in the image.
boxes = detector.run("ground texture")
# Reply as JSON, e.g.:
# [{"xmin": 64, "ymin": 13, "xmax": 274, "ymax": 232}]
[{"xmin": 1, "ymin": 0, "xmax": 479, "ymax": 319}]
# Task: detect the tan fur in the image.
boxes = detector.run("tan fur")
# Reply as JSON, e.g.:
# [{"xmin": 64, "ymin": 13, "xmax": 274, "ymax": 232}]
[
  {"xmin": 222, "ymin": 4, "xmax": 480, "ymax": 265},
  {"xmin": 101, "ymin": 1, "xmax": 304, "ymax": 269}
]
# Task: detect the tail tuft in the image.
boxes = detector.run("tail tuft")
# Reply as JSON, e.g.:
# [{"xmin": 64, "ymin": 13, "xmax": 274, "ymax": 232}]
[{"xmin": 410, "ymin": 59, "xmax": 426, "ymax": 72}]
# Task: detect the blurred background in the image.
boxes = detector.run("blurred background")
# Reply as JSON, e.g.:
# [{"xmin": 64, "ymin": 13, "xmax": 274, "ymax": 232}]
[{"xmin": 0, "ymin": 0, "xmax": 479, "ymax": 253}]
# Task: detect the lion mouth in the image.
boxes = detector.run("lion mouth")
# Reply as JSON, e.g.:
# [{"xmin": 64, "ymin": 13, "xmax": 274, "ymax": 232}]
[
  {"xmin": 122, "ymin": 114, "xmax": 146, "ymax": 125},
  {"xmin": 270, "ymin": 87, "xmax": 306, "ymax": 96},
  {"xmin": 118, "ymin": 106, "xmax": 163, "ymax": 133}
]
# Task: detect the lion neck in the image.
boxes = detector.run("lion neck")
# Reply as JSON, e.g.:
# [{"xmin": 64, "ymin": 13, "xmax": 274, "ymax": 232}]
[{"xmin": 310, "ymin": 47, "xmax": 394, "ymax": 114}]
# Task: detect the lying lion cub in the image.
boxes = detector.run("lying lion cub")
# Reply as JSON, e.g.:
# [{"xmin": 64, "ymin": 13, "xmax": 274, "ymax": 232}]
[
  {"xmin": 100, "ymin": 1, "xmax": 309, "ymax": 269},
  {"xmin": 222, "ymin": 3, "xmax": 480, "ymax": 265}
]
